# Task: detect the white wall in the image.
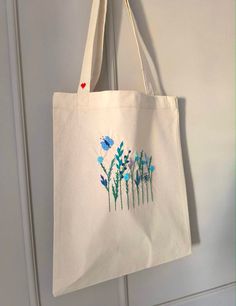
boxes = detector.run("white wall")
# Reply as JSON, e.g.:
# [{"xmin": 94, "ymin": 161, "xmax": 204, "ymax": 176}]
[
  {"xmin": 1, "ymin": 0, "xmax": 235, "ymax": 306},
  {"xmin": 111, "ymin": 0, "xmax": 235, "ymax": 305},
  {"xmin": 0, "ymin": 1, "xmax": 29, "ymax": 305}
]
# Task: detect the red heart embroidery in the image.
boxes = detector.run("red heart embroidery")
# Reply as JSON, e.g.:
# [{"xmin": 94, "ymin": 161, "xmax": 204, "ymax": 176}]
[{"xmin": 80, "ymin": 82, "xmax": 86, "ymax": 89}]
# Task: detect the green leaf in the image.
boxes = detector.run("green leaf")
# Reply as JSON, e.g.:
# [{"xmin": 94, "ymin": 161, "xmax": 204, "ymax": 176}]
[{"xmin": 148, "ymin": 156, "xmax": 152, "ymax": 170}]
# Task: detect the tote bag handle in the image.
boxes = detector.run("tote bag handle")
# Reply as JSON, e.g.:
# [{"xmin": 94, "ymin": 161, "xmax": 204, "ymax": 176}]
[{"xmin": 78, "ymin": 0, "xmax": 160, "ymax": 96}]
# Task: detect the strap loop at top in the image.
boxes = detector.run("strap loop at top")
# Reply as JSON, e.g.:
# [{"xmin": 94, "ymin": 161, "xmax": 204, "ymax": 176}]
[{"xmin": 78, "ymin": 0, "xmax": 160, "ymax": 95}]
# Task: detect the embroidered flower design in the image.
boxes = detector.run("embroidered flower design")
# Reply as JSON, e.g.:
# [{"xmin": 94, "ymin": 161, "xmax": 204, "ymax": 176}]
[{"xmin": 97, "ymin": 137, "xmax": 156, "ymax": 212}]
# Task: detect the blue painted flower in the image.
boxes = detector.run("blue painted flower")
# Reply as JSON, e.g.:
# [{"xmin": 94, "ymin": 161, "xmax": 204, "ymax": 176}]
[
  {"xmin": 124, "ymin": 173, "xmax": 130, "ymax": 181},
  {"xmin": 97, "ymin": 156, "xmax": 104, "ymax": 164},
  {"xmin": 150, "ymin": 165, "xmax": 155, "ymax": 172},
  {"xmin": 100, "ymin": 175, "xmax": 107, "ymax": 188},
  {"xmin": 100, "ymin": 136, "xmax": 114, "ymax": 151}
]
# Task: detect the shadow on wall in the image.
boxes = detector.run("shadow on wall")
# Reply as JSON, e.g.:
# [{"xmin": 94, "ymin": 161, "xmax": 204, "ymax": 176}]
[
  {"xmin": 178, "ymin": 98, "xmax": 200, "ymax": 245},
  {"xmin": 100, "ymin": 0, "xmax": 200, "ymax": 245}
]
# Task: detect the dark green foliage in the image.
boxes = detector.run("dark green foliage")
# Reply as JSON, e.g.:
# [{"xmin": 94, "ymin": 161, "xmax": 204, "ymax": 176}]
[{"xmin": 112, "ymin": 172, "xmax": 119, "ymax": 209}]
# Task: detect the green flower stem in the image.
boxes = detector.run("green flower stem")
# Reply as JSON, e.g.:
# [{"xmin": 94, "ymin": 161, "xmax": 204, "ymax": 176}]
[
  {"xmin": 108, "ymin": 158, "xmax": 115, "ymax": 181},
  {"xmin": 100, "ymin": 163, "xmax": 107, "ymax": 175},
  {"xmin": 100, "ymin": 163, "xmax": 109, "ymax": 211},
  {"xmin": 118, "ymin": 150, "xmax": 131, "ymax": 210},
  {"xmin": 119, "ymin": 178, "xmax": 123, "ymax": 209},
  {"xmin": 112, "ymin": 172, "xmax": 119, "ymax": 209},
  {"xmin": 114, "ymin": 142, "xmax": 125, "ymax": 209},
  {"xmin": 145, "ymin": 182, "xmax": 149, "ymax": 203},
  {"xmin": 147, "ymin": 156, "xmax": 154, "ymax": 203},
  {"xmin": 138, "ymin": 151, "xmax": 144, "ymax": 205},
  {"xmin": 108, "ymin": 158, "xmax": 115, "ymax": 212},
  {"xmin": 136, "ymin": 186, "xmax": 140, "ymax": 206},
  {"xmin": 108, "ymin": 189, "xmax": 111, "ymax": 211},
  {"xmin": 141, "ymin": 166, "xmax": 144, "ymax": 204},
  {"xmin": 101, "ymin": 160, "xmax": 115, "ymax": 212},
  {"xmin": 125, "ymin": 181, "xmax": 129, "ymax": 209},
  {"xmin": 150, "ymin": 174, "xmax": 154, "ymax": 202},
  {"xmin": 131, "ymin": 171, "xmax": 135, "ymax": 208}
]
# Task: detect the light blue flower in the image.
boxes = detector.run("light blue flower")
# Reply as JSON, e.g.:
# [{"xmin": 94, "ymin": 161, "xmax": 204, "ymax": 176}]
[
  {"xmin": 150, "ymin": 165, "xmax": 155, "ymax": 172},
  {"xmin": 97, "ymin": 156, "xmax": 104, "ymax": 164},
  {"xmin": 124, "ymin": 173, "xmax": 130, "ymax": 181}
]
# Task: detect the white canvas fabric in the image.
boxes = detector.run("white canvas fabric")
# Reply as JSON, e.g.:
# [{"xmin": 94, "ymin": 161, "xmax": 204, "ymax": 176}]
[{"xmin": 53, "ymin": 0, "xmax": 192, "ymax": 297}]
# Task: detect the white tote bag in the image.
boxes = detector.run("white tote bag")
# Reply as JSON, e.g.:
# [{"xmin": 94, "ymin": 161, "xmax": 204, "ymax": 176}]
[{"xmin": 53, "ymin": 0, "xmax": 192, "ymax": 296}]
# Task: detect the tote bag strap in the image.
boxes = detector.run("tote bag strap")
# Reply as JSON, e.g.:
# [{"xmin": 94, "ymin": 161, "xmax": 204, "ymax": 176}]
[{"xmin": 78, "ymin": 0, "xmax": 160, "ymax": 96}]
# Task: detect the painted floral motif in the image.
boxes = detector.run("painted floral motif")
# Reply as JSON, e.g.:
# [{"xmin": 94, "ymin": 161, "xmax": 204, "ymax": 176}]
[{"xmin": 97, "ymin": 136, "xmax": 156, "ymax": 212}]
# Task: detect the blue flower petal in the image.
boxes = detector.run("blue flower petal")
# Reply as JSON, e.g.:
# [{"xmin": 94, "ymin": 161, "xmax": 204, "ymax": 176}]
[
  {"xmin": 124, "ymin": 173, "xmax": 130, "ymax": 181},
  {"xmin": 97, "ymin": 156, "xmax": 104, "ymax": 164},
  {"xmin": 150, "ymin": 165, "xmax": 155, "ymax": 172},
  {"xmin": 100, "ymin": 175, "xmax": 107, "ymax": 187}
]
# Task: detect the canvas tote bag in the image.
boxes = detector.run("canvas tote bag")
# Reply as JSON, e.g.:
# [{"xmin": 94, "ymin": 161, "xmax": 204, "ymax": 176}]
[{"xmin": 53, "ymin": 0, "xmax": 192, "ymax": 297}]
